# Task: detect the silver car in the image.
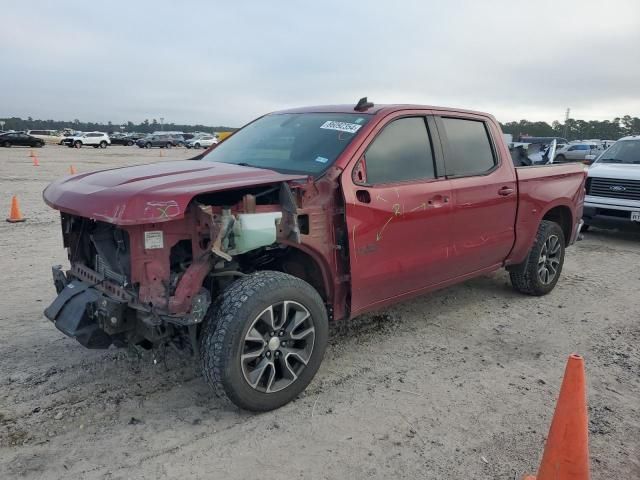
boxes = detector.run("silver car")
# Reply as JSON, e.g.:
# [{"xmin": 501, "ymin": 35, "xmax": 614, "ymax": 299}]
[{"xmin": 554, "ymin": 142, "xmax": 601, "ymax": 164}]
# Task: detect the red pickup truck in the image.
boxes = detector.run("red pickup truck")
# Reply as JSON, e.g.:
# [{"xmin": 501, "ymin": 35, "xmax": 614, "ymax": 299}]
[{"xmin": 43, "ymin": 100, "xmax": 586, "ymax": 411}]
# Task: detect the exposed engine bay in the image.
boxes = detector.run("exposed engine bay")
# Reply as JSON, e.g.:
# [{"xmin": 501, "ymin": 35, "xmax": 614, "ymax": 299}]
[{"xmin": 44, "ymin": 177, "xmax": 348, "ymax": 351}]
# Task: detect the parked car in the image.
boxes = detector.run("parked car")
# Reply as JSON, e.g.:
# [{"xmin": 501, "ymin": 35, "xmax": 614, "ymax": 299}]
[
  {"xmin": 554, "ymin": 142, "xmax": 601, "ymax": 164},
  {"xmin": 136, "ymin": 134, "xmax": 184, "ymax": 148},
  {"xmin": 62, "ymin": 132, "xmax": 111, "ymax": 148},
  {"xmin": 583, "ymin": 136, "xmax": 640, "ymax": 231},
  {"xmin": 43, "ymin": 101, "xmax": 586, "ymax": 412},
  {"xmin": 0, "ymin": 132, "xmax": 45, "ymax": 148},
  {"xmin": 185, "ymin": 134, "xmax": 218, "ymax": 149},
  {"xmin": 109, "ymin": 133, "xmax": 144, "ymax": 146},
  {"xmin": 27, "ymin": 130, "xmax": 64, "ymax": 145}
]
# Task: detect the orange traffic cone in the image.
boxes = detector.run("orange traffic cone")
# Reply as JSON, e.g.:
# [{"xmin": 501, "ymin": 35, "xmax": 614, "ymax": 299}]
[
  {"xmin": 524, "ymin": 354, "xmax": 590, "ymax": 480},
  {"xmin": 69, "ymin": 165, "xmax": 77, "ymax": 175},
  {"xmin": 32, "ymin": 155, "xmax": 40, "ymax": 166},
  {"xmin": 6, "ymin": 195, "xmax": 26, "ymax": 223}
]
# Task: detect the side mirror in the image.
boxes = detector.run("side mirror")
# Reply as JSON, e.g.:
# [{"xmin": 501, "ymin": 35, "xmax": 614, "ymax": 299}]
[{"xmin": 352, "ymin": 156, "xmax": 368, "ymax": 184}]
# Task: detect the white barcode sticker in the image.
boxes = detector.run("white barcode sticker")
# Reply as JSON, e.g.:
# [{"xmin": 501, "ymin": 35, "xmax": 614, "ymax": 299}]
[
  {"xmin": 144, "ymin": 231, "xmax": 164, "ymax": 249},
  {"xmin": 320, "ymin": 121, "xmax": 362, "ymax": 134}
]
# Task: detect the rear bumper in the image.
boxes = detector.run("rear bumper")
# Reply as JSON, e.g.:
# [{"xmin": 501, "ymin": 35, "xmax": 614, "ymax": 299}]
[{"xmin": 570, "ymin": 219, "xmax": 584, "ymax": 245}]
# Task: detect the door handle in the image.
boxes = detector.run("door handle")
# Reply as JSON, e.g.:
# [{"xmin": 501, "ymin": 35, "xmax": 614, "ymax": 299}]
[
  {"xmin": 355, "ymin": 190, "xmax": 371, "ymax": 204},
  {"xmin": 498, "ymin": 187, "xmax": 514, "ymax": 196}
]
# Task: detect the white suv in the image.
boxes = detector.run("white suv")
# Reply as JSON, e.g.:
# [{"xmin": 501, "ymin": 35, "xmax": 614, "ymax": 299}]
[
  {"xmin": 185, "ymin": 134, "xmax": 218, "ymax": 149},
  {"xmin": 63, "ymin": 132, "xmax": 111, "ymax": 148},
  {"xmin": 583, "ymin": 136, "xmax": 640, "ymax": 230}
]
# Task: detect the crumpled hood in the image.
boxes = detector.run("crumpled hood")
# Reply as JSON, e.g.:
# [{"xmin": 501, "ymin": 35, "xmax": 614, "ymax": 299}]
[
  {"xmin": 588, "ymin": 162, "xmax": 640, "ymax": 181},
  {"xmin": 43, "ymin": 160, "xmax": 306, "ymax": 225}
]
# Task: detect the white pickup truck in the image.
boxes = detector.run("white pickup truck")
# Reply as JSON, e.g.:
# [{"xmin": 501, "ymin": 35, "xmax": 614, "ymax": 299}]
[{"xmin": 584, "ymin": 136, "xmax": 640, "ymax": 230}]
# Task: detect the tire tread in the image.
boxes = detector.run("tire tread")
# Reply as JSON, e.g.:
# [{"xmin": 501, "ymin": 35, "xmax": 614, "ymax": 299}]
[{"xmin": 200, "ymin": 270, "xmax": 326, "ymax": 410}]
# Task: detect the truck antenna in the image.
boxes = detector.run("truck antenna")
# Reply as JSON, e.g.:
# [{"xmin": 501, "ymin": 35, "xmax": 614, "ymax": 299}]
[{"xmin": 354, "ymin": 97, "xmax": 374, "ymax": 112}]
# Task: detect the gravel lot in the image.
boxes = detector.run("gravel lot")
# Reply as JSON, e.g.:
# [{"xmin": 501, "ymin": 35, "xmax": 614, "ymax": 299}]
[{"xmin": 1, "ymin": 145, "xmax": 638, "ymax": 479}]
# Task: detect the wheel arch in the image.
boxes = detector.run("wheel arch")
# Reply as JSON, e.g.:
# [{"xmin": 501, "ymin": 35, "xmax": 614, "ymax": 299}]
[
  {"xmin": 274, "ymin": 246, "xmax": 331, "ymax": 310},
  {"xmin": 541, "ymin": 205, "xmax": 573, "ymax": 246}
]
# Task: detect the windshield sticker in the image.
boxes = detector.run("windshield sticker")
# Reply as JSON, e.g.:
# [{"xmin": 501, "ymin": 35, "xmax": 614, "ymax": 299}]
[
  {"xmin": 315, "ymin": 156, "xmax": 329, "ymax": 164},
  {"xmin": 320, "ymin": 121, "xmax": 362, "ymax": 134}
]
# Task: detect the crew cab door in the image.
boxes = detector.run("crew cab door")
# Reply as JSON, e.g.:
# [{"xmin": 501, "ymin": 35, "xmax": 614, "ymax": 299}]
[
  {"xmin": 435, "ymin": 115, "xmax": 517, "ymax": 277},
  {"xmin": 342, "ymin": 114, "xmax": 453, "ymax": 315}
]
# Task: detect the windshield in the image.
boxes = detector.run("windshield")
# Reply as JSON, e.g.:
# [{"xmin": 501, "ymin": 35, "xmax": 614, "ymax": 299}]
[
  {"xmin": 596, "ymin": 140, "xmax": 640, "ymax": 164},
  {"xmin": 202, "ymin": 113, "xmax": 371, "ymax": 175}
]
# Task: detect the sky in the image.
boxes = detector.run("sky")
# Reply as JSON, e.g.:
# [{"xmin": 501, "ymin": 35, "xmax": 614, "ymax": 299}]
[{"xmin": 1, "ymin": 0, "xmax": 639, "ymax": 127}]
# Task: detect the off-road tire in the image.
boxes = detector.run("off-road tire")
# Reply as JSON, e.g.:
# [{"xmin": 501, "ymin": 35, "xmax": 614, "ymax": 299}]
[
  {"xmin": 509, "ymin": 220, "xmax": 565, "ymax": 296},
  {"xmin": 200, "ymin": 271, "xmax": 328, "ymax": 411}
]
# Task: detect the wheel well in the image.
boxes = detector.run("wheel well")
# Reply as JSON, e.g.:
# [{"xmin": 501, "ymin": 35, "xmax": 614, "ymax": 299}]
[
  {"xmin": 543, "ymin": 206, "xmax": 572, "ymax": 245},
  {"xmin": 276, "ymin": 248, "xmax": 328, "ymax": 303}
]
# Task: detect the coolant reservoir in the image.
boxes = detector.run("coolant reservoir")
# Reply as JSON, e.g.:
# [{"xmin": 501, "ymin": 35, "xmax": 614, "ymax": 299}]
[{"xmin": 231, "ymin": 212, "xmax": 283, "ymax": 254}]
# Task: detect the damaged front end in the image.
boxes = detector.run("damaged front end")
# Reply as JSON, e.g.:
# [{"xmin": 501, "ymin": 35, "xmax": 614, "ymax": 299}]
[{"xmin": 44, "ymin": 179, "xmax": 342, "ymax": 351}]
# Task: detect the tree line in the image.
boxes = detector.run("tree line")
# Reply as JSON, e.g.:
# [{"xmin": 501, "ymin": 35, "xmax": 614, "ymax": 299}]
[
  {"xmin": 0, "ymin": 117, "xmax": 237, "ymax": 134},
  {"xmin": 501, "ymin": 115, "xmax": 640, "ymax": 141},
  {"xmin": 1, "ymin": 114, "xmax": 639, "ymax": 140}
]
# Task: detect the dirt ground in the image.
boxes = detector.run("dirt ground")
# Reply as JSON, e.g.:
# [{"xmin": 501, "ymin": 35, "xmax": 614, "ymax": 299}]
[{"xmin": 0, "ymin": 144, "xmax": 638, "ymax": 480}]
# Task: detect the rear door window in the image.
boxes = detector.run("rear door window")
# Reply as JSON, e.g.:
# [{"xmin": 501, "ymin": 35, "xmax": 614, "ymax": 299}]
[
  {"xmin": 364, "ymin": 117, "xmax": 435, "ymax": 184},
  {"xmin": 439, "ymin": 118, "xmax": 496, "ymax": 177}
]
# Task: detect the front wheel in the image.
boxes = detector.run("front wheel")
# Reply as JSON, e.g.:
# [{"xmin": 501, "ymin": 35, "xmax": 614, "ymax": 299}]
[
  {"xmin": 100, "ymin": 141, "xmax": 107, "ymax": 148},
  {"xmin": 509, "ymin": 220, "xmax": 565, "ymax": 296},
  {"xmin": 145, "ymin": 142, "xmax": 152, "ymax": 149},
  {"xmin": 555, "ymin": 154, "xmax": 566, "ymax": 163},
  {"xmin": 200, "ymin": 271, "xmax": 328, "ymax": 411},
  {"xmin": 2, "ymin": 141, "xmax": 10, "ymax": 147},
  {"xmin": 165, "ymin": 142, "xmax": 172, "ymax": 149},
  {"xmin": 74, "ymin": 140, "xmax": 82, "ymax": 148}
]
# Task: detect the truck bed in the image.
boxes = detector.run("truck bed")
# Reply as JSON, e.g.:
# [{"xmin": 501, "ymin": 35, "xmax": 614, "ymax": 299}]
[{"xmin": 508, "ymin": 163, "xmax": 586, "ymax": 265}]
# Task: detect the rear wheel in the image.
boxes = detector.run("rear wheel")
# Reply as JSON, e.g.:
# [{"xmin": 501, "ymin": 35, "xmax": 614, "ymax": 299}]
[
  {"xmin": 165, "ymin": 142, "xmax": 172, "ymax": 149},
  {"xmin": 2, "ymin": 141, "xmax": 10, "ymax": 148},
  {"xmin": 100, "ymin": 141, "xmax": 107, "ymax": 148},
  {"xmin": 200, "ymin": 271, "xmax": 328, "ymax": 411},
  {"xmin": 145, "ymin": 142, "xmax": 152, "ymax": 149},
  {"xmin": 127, "ymin": 140, "xmax": 134, "ymax": 146},
  {"xmin": 74, "ymin": 140, "xmax": 82, "ymax": 148},
  {"xmin": 555, "ymin": 154, "xmax": 566, "ymax": 163},
  {"xmin": 194, "ymin": 143, "xmax": 201, "ymax": 149},
  {"xmin": 509, "ymin": 220, "xmax": 565, "ymax": 296}
]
